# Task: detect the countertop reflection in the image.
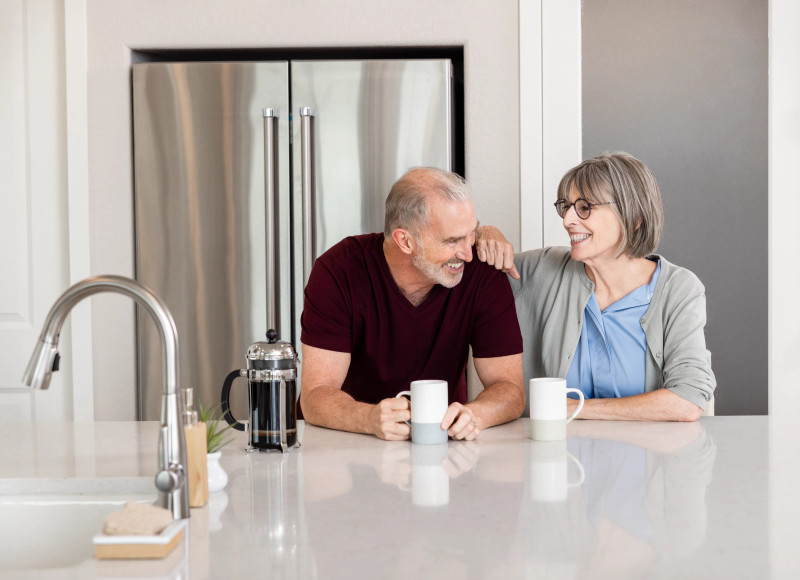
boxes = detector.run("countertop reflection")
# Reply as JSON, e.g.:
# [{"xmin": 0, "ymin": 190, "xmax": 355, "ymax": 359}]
[{"xmin": 1, "ymin": 417, "xmax": 792, "ymax": 579}]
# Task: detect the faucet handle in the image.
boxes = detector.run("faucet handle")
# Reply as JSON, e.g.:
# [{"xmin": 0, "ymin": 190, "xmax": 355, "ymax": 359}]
[{"xmin": 155, "ymin": 463, "xmax": 185, "ymax": 493}]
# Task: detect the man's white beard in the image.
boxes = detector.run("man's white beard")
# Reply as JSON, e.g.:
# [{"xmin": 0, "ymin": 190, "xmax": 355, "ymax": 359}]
[{"xmin": 411, "ymin": 241, "xmax": 465, "ymax": 288}]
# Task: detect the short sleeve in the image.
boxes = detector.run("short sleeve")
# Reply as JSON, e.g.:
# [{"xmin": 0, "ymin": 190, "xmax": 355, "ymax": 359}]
[{"xmin": 300, "ymin": 256, "xmax": 353, "ymax": 353}]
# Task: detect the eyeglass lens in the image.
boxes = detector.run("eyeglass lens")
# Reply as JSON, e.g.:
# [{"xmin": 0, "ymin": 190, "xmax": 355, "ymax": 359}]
[{"xmin": 556, "ymin": 199, "xmax": 591, "ymax": 219}]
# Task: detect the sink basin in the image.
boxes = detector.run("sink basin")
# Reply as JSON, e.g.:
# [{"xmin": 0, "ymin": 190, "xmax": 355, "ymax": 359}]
[
  {"xmin": 0, "ymin": 493, "xmax": 154, "ymax": 573},
  {"xmin": 0, "ymin": 422, "xmax": 185, "ymax": 576}
]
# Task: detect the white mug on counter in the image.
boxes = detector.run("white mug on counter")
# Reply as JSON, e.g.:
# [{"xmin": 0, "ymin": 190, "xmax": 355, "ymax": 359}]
[
  {"xmin": 396, "ymin": 380, "xmax": 449, "ymax": 445},
  {"xmin": 529, "ymin": 378, "xmax": 584, "ymax": 441}
]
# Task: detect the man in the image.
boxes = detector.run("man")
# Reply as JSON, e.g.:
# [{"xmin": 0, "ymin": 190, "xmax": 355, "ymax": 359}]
[{"xmin": 299, "ymin": 167, "xmax": 524, "ymax": 441}]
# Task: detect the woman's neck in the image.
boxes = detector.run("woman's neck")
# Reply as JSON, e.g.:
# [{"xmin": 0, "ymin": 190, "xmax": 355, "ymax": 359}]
[{"xmin": 584, "ymin": 255, "xmax": 657, "ymax": 311}]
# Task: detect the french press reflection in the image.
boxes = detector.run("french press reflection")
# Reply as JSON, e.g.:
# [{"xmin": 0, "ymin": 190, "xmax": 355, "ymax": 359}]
[{"xmin": 220, "ymin": 329, "xmax": 300, "ymax": 452}]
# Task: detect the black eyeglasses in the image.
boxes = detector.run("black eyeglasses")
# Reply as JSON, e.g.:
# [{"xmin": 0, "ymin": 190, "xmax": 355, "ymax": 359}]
[{"xmin": 554, "ymin": 198, "xmax": 615, "ymax": 220}]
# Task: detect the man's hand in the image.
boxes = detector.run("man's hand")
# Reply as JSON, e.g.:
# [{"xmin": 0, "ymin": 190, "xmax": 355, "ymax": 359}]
[
  {"xmin": 367, "ymin": 397, "xmax": 412, "ymax": 441},
  {"xmin": 442, "ymin": 440, "xmax": 480, "ymax": 477},
  {"xmin": 441, "ymin": 402, "xmax": 481, "ymax": 441},
  {"xmin": 476, "ymin": 225, "xmax": 519, "ymax": 280}
]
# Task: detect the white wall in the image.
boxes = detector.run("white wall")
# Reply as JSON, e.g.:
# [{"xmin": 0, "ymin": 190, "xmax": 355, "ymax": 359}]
[
  {"xmin": 768, "ymin": 0, "xmax": 800, "ymax": 415},
  {"xmin": 520, "ymin": 0, "xmax": 582, "ymax": 252},
  {"xmin": 769, "ymin": 1, "xmax": 800, "ymax": 572}
]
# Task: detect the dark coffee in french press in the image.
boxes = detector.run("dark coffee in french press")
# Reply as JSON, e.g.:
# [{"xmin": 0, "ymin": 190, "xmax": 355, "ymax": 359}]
[{"xmin": 220, "ymin": 329, "xmax": 299, "ymax": 452}]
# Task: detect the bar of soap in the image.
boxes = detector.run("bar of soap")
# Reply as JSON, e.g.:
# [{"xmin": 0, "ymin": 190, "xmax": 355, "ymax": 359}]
[{"xmin": 103, "ymin": 501, "xmax": 173, "ymax": 536}]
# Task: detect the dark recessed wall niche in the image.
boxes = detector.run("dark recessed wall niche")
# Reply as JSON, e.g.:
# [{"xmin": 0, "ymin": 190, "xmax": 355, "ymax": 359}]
[{"xmin": 582, "ymin": 0, "xmax": 768, "ymax": 415}]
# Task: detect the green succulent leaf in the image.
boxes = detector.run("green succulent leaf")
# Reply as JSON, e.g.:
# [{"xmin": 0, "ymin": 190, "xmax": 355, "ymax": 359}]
[{"xmin": 198, "ymin": 401, "xmax": 235, "ymax": 454}]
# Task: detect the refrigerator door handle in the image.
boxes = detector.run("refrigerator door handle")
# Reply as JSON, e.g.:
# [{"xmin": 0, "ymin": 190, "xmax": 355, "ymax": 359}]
[
  {"xmin": 300, "ymin": 106, "xmax": 316, "ymax": 286},
  {"xmin": 263, "ymin": 108, "xmax": 279, "ymax": 334}
]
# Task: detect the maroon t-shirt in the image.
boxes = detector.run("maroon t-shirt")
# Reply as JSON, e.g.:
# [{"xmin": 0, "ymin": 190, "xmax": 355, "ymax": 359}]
[{"xmin": 300, "ymin": 233, "xmax": 522, "ymax": 405}]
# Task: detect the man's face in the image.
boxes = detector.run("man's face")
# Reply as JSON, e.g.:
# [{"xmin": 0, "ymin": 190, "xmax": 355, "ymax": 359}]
[{"xmin": 411, "ymin": 196, "xmax": 478, "ymax": 288}]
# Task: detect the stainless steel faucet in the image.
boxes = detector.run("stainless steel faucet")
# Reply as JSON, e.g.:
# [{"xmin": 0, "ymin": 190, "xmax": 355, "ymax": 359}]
[{"xmin": 22, "ymin": 275, "xmax": 190, "ymax": 520}]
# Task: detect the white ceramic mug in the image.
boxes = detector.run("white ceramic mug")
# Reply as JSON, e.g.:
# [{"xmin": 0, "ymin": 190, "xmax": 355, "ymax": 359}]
[
  {"xmin": 529, "ymin": 378, "xmax": 584, "ymax": 441},
  {"xmin": 395, "ymin": 380, "xmax": 449, "ymax": 445},
  {"xmin": 529, "ymin": 440, "xmax": 585, "ymax": 502}
]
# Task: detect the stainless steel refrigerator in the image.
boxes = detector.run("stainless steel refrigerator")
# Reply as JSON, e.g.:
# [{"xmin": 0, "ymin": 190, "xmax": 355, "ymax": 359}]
[{"xmin": 132, "ymin": 59, "xmax": 454, "ymax": 419}]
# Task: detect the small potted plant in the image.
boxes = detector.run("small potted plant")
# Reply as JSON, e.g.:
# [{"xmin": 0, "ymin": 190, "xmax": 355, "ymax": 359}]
[{"xmin": 199, "ymin": 402, "xmax": 234, "ymax": 492}]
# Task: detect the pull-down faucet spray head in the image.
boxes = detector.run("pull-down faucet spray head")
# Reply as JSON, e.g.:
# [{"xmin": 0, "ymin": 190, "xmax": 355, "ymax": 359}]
[{"xmin": 22, "ymin": 340, "xmax": 60, "ymax": 390}]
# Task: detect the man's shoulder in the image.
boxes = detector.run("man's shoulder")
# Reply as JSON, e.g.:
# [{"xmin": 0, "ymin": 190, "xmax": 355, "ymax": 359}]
[
  {"xmin": 316, "ymin": 233, "xmax": 384, "ymax": 271},
  {"xmin": 462, "ymin": 250, "xmax": 514, "ymax": 286},
  {"xmin": 455, "ymin": 252, "xmax": 519, "ymax": 307}
]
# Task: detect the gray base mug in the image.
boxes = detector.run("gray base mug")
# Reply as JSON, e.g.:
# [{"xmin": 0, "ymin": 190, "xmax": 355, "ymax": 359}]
[
  {"xmin": 396, "ymin": 380, "xmax": 449, "ymax": 445},
  {"xmin": 530, "ymin": 418, "xmax": 569, "ymax": 442},
  {"xmin": 529, "ymin": 378, "xmax": 585, "ymax": 442},
  {"xmin": 410, "ymin": 422, "xmax": 449, "ymax": 445}
]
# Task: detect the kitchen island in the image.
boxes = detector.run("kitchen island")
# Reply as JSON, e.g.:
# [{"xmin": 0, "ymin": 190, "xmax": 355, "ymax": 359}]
[{"xmin": 0, "ymin": 417, "xmax": 796, "ymax": 579}]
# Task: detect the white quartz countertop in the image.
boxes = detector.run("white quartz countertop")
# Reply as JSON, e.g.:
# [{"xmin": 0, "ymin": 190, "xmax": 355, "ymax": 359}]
[{"xmin": 1, "ymin": 417, "xmax": 798, "ymax": 579}]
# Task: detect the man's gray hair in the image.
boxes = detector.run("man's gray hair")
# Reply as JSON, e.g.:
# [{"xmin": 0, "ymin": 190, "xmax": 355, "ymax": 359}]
[
  {"xmin": 384, "ymin": 167, "xmax": 472, "ymax": 238},
  {"xmin": 556, "ymin": 152, "xmax": 664, "ymax": 258}
]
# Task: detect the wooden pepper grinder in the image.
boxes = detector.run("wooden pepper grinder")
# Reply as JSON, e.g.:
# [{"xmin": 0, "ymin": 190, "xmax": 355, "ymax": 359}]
[{"xmin": 183, "ymin": 387, "xmax": 209, "ymax": 507}]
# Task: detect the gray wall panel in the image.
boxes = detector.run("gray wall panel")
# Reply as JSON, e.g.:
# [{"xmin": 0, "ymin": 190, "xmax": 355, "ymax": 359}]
[{"xmin": 582, "ymin": 0, "xmax": 768, "ymax": 414}]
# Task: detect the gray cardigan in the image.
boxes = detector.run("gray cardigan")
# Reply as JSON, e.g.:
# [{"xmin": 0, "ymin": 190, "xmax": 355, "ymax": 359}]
[{"xmin": 511, "ymin": 247, "xmax": 716, "ymax": 414}]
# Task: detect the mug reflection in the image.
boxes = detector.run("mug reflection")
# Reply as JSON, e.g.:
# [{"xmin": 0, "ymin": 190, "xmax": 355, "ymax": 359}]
[
  {"xmin": 407, "ymin": 443, "xmax": 450, "ymax": 507},
  {"xmin": 529, "ymin": 439, "xmax": 585, "ymax": 503}
]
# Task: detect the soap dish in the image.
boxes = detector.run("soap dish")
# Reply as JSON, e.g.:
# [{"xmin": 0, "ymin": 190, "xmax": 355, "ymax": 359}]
[{"xmin": 93, "ymin": 520, "xmax": 186, "ymax": 560}]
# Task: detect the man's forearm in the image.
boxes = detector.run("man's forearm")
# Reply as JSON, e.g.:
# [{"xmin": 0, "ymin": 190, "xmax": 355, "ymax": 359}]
[
  {"xmin": 467, "ymin": 380, "xmax": 526, "ymax": 428},
  {"xmin": 570, "ymin": 388, "xmax": 703, "ymax": 422},
  {"xmin": 302, "ymin": 386, "xmax": 375, "ymax": 435}
]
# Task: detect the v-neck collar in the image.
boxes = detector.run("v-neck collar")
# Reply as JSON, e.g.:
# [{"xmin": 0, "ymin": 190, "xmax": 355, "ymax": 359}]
[{"xmin": 376, "ymin": 241, "xmax": 445, "ymax": 315}]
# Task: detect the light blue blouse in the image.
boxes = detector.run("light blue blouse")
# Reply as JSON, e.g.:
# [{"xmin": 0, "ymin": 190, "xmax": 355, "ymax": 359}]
[{"xmin": 567, "ymin": 259, "xmax": 661, "ymax": 399}]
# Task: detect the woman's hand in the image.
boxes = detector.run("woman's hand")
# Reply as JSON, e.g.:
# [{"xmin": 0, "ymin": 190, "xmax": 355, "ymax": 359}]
[{"xmin": 475, "ymin": 226, "xmax": 519, "ymax": 279}]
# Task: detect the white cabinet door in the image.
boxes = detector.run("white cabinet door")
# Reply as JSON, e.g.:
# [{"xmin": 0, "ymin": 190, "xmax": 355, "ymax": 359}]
[{"xmin": 0, "ymin": 0, "xmax": 71, "ymax": 422}]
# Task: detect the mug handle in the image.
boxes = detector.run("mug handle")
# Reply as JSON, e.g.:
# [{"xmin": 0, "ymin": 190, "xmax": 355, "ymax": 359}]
[
  {"xmin": 565, "ymin": 388, "xmax": 584, "ymax": 423},
  {"xmin": 221, "ymin": 369, "xmax": 248, "ymax": 432},
  {"xmin": 395, "ymin": 391, "xmax": 412, "ymax": 426}
]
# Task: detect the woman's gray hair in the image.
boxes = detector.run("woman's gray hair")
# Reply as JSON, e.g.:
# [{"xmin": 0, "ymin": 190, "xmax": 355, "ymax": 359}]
[
  {"xmin": 384, "ymin": 167, "xmax": 472, "ymax": 237},
  {"xmin": 556, "ymin": 151, "xmax": 664, "ymax": 258}
]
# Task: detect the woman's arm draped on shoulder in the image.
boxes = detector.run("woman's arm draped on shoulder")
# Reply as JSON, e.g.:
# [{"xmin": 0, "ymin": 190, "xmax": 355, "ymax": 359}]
[{"xmin": 475, "ymin": 225, "xmax": 519, "ymax": 279}]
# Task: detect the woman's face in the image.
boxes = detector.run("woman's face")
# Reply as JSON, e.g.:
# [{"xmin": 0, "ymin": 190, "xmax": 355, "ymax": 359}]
[{"xmin": 562, "ymin": 185, "xmax": 623, "ymax": 266}]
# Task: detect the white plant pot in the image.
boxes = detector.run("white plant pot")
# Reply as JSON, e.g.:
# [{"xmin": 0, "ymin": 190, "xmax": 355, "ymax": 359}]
[{"xmin": 207, "ymin": 451, "xmax": 228, "ymax": 493}]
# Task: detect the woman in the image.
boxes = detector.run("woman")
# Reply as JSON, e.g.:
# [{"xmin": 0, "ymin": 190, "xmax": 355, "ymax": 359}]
[{"xmin": 478, "ymin": 152, "xmax": 715, "ymax": 421}]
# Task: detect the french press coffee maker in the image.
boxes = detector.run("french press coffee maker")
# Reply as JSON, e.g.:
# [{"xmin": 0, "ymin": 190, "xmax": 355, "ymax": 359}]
[{"xmin": 220, "ymin": 329, "xmax": 300, "ymax": 452}]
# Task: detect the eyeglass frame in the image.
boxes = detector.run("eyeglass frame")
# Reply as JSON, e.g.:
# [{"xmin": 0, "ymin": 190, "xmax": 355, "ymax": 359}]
[{"xmin": 554, "ymin": 198, "xmax": 616, "ymax": 220}]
